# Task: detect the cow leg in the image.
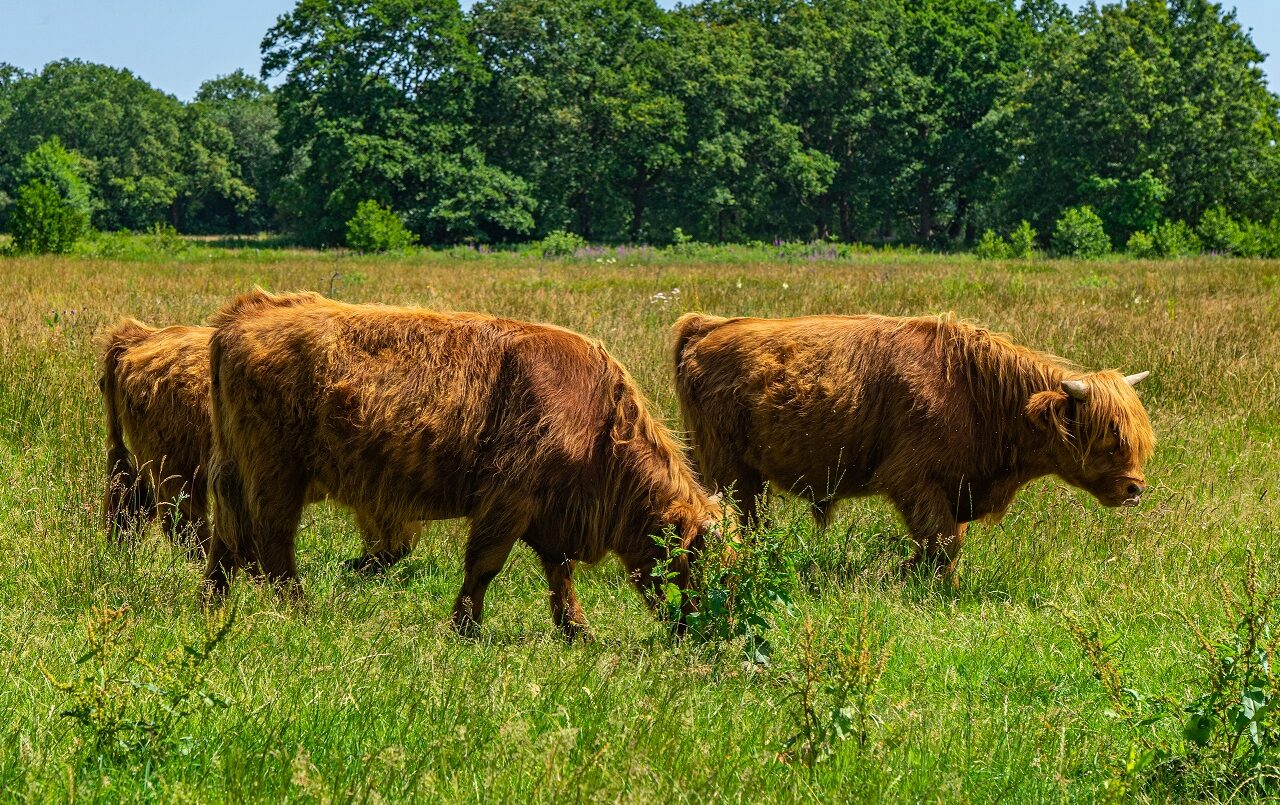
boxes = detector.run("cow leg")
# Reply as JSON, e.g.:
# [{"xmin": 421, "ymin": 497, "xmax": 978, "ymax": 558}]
[
  {"xmin": 812, "ymin": 499, "xmax": 838, "ymax": 530},
  {"xmin": 248, "ymin": 480, "xmax": 307, "ymax": 594},
  {"xmin": 451, "ymin": 509, "xmax": 528, "ymax": 636},
  {"xmin": 204, "ymin": 458, "xmax": 249, "ymax": 599},
  {"xmin": 157, "ymin": 472, "xmax": 209, "ymax": 560},
  {"xmin": 346, "ymin": 510, "xmax": 420, "ymax": 574},
  {"xmin": 540, "ymin": 556, "xmax": 589, "ymax": 641},
  {"xmin": 725, "ymin": 467, "xmax": 766, "ymax": 531},
  {"xmin": 206, "ymin": 451, "xmax": 306, "ymax": 596},
  {"xmin": 895, "ymin": 489, "xmax": 967, "ymax": 585}
]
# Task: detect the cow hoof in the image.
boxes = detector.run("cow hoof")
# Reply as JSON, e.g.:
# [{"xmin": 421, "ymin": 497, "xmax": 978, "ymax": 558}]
[
  {"xmin": 561, "ymin": 622, "xmax": 593, "ymax": 644},
  {"xmin": 343, "ymin": 555, "xmax": 384, "ymax": 575}
]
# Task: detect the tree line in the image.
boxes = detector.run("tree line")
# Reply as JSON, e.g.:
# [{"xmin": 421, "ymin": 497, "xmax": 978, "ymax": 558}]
[{"xmin": 1, "ymin": 0, "xmax": 1277, "ymax": 250}]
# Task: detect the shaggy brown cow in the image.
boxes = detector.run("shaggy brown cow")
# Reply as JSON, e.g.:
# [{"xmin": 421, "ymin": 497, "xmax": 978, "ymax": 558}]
[
  {"xmin": 672, "ymin": 313, "xmax": 1155, "ymax": 579},
  {"xmin": 99, "ymin": 318, "xmax": 417, "ymax": 568},
  {"xmin": 100, "ymin": 320, "xmax": 215, "ymax": 553},
  {"xmin": 205, "ymin": 289, "xmax": 721, "ymax": 637}
]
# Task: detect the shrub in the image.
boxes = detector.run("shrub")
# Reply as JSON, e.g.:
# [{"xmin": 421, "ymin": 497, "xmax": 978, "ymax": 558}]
[
  {"xmin": 7, "ymin": 180, "xmax": 88, "ymax": 254},
  {"xmin": 974, "ymin": 229, "xmax": 1011, "ymax": 260},
  {"xmin": 345, "ymin": 200, "xmax": 417, "ymax": 253},
  {"xmin": 1126, "ymin": 230, "xmax": 1158, "ymax": 259},
  {"xmin": 1052, "ymin": 206, "xmax": 1111, "ymax": 258},
  {"xmin": 651, "ymin": 503, "xmax": 797, "ymax": 665},
  {"xmin": 1058, "ymin": 551, "xmax": 1280, "ymax": 799},
  {"xmin": 1009, "ymin": 220, "xmax": 1038, "ymax": 259},
  {"xmin": 41, "ymin": 605, "xmax": 235, "ymax": 763},
  {"xmin": 780, "ymin": 614, "xmax": 893, "ymax": 767},
  {"xmin": 16, "ymin": 138, "xmax": 94, "ymax": 222},
  {"xmin": 537, "ymin": 229, "xmax": 587, "ymax": 258},
  {"xmin": 1198, "ymin": 207, "xmax": 1242, "ymax": 255},
  {"xmin": 1151, "ymin": 220, "xmax": 1201, "ymax": 258}
]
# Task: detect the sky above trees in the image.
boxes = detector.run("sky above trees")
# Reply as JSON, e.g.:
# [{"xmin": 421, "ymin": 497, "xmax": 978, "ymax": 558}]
[{"xmin": 0, "ymin": 0, "xmax": 1274, "ymax": 99}]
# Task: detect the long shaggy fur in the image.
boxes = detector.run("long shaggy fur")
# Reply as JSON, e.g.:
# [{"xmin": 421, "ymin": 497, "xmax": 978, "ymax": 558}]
[
  {"xmin": 672, "ymin": 312, "xmax": 1156, "ymax": 578},
  {"xmin": 205, "ymin": 289, "xmax": 721, "ymax": 637},
  {"xmin": 96, "ymin": 317, "xmax": 417, "ymax": 567},
  {"xmin": 98, "ymin": 319, "xmax": 214, "ymax": 553}
]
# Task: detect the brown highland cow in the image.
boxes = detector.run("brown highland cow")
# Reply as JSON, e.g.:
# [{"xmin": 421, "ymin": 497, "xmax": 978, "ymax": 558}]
[
  {"xmin": 100, "ymin": 320, "xmax": 215, "ymax": 554},
  {"xmin": 204, "ymin": 289, "xmax": 722, "ymax": 637},
  {"xmin": 98, "ymin": 318, "xmax": 417, "ymax": 569},
  {"xmin": 672, "ymin": 313, "xmax": 1155, "ymax": 580}
]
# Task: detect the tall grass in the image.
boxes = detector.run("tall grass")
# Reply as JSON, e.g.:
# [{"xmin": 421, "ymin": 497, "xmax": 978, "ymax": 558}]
[{"xmin": 0, "ymin": 248, "xmax": 1277, "ymax": 800}]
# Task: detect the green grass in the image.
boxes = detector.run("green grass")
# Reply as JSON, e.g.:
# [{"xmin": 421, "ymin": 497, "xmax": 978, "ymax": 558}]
[{"xmin": 0, "ymin": 246, "xmax": 1277, "ymax": 801}]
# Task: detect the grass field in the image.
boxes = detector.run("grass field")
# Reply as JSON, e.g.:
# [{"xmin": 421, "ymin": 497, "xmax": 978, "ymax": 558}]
[{"xmin": 1, "ymin": 246, "xmax": 1277, "ymax": 801}]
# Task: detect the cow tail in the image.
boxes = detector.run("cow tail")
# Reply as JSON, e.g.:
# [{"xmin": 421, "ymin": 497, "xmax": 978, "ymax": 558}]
[
  {"xmin": 672, "ymin": 313, "xmax": 726, "ymax": 369},
  {"xmin": 99, "ymin": 320, "xmax": 155, "ymax": 536}
]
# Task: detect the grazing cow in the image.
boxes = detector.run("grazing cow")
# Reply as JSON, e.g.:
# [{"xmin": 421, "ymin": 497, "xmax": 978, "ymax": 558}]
[
  {"xmin": 205, "ymin": 289, "xmax": 722, "ymax": 638},
  {"xmin": 99, "ymin": 320, "xmax": 215, "ymax": 554},
  {"xmin": 672, "ymin": 313, "xmax": 1155, "ymax": 580},
  {"xmin": 98, "ymin": 318, "xmax": 417, "ymax": 568}
]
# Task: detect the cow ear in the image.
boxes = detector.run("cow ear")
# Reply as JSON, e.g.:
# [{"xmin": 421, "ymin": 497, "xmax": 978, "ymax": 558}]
[{"xmin": 1026, "ymin": 389, "xmax": 1069, "ymax": 433}]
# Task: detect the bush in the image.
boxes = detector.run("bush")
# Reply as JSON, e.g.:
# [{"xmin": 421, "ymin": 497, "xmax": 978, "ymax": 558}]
[
  {"xmin": 41, "ymin": 605, "xmax": 235, "ymax": 763},
  {"xmin": 1009, "ymin": 220, "xmax": 1038, "ymax": 259},
  {"xmin": 1235, "ymin": 219, "xmax": 1280, "ymax": 259},
  {"xmin": 537, "ymin": 229, "xmax": 587, "ymax": 258},
  {"xmin": 1052, "ymin": 206, "xmax": 1111, "ymax": 258},
  {"xmin": 1198, "ymin": 207, "xmax": 1242, "ymax": 255},
  {"xmin": 7, "ymin": 180, "xmax": 88, "ymax": 254},
  {"xmin": 345, "ymin": 200, "xmax": 417, "ymax": 253},
  {"xmin": 1151, "ymin": 220, "xmax": 1201, "ymax": 258},
  {"xmin": 1059, "ymin": 551, "xmax": 1280, "ymax": 799},
  {"xmin": 1126, "ymin": 230, "xmax": 1158, "ymax": 259},
  {"xmin": 17, "ymin": 138, "xmax": 94, "ymax": 222},
  {"xmin": 974, "ymin": 229, "xmax": 1011, "ymax": 260},
  {"xmin": 652, "ymin": 503, "xmax": 797, "ymax": 665}
]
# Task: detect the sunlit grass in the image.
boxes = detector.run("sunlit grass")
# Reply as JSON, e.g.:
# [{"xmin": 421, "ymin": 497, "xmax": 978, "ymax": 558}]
[{"xmin": 0, "ymin": 247, "xmax": 1276, "ymax": 800}]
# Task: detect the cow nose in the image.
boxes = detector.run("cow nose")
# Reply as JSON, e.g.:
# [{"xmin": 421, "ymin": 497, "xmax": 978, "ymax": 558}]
[{"xmin": 1125, "ymin": 482, "xmax": 1144, "ymax": 497}]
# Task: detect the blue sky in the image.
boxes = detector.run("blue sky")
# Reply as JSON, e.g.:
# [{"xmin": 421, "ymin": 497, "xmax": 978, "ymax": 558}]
[{"xmin": 0, "ymin": 0, "xmax": 1273, "ymax": 100}]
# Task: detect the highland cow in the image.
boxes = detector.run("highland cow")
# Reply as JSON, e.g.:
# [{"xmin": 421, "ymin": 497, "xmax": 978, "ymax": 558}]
[
  {"xmin": 672, "ymin": 313, "xmax": 1155, "ymax": 580},
  {"xmin": 98, "ymin": 318, "xmax": 417, "ymax": 568},
  {"xmin": 204, "ymin": 289, "xmax": 722, "ymax": 637}
]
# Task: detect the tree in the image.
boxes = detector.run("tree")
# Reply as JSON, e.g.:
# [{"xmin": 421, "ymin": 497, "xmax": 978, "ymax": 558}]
[
  {"xmin": 1006, "ymin": 0, "xmax": 1280, "ymax": 239},
  {"xmin": 0, "ymin": 60, "xmax": 185, "ymax": 230},
  {"xmin": 264, "ymin": 0, "xmax": 529, "ymax": 244},
  {"xmin": 15, "ymin": 138, "xmax": 94, "ymax": 222},
  {"xmin": 8, "ymin": 180, "xmax": 88, "ymax": 254},
  {"xmin": 186, "ymin": 71, "xmax": 281, "ymax": 232},
  {"xmin": 898, "ymin": 0, "xmax": 1033, "ymax": 243},
  {"xmin": 472, "ymin": 0, "xmax": 687, "ymax": 241}
]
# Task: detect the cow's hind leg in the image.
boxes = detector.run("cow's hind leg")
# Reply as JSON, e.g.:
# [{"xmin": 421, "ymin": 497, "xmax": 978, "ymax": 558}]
[
  {"xmin": 157, "ymin": 470, "xmax": 209, "ymax": 560},
  {"xmin": 894, "ymin": 488, "xmax": 967, "ymax": 585},
  {"xmin": 811, "ymin": 499, "xmax": 838, "ymax": 530},
  {"xmin": 451, "ymin": 505, "xmax": 530, "ymax": 636},
  {"xmin": 249, "ymin": 477, "xmax": 308, "ymax": 595},
  {"xmin": 346, "ymin": 510, "xmax": 420, "ymax": 574},
  {"xmin": 204, "ymin": 458, "xmax": 249, "ymax": 600},
  {"xmin": 539, "ymin": 556, "xmax": 589, "ymax": 641}
]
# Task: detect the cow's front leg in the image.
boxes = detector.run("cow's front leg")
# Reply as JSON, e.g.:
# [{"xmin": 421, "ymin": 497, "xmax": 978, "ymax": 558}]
[
  {"xmin": 451, "ymin": 507, "xmax": 529, "ymax": 636},
  {"xmin": 347, "ymin": 511, "xmax": 421, "ymax": 574},
  {"xmin": 893, "ymin": 487, "xmax": 967, "ymax": 585},
  {"xmin": 540, "ymin": 556, "xmax": 589, "ymax": 641}
]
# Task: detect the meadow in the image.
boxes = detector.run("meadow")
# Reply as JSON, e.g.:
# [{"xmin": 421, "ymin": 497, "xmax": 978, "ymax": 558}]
[{"xmin": 0, "ymin": 243, "xmax": 1277, "ymax": 802}]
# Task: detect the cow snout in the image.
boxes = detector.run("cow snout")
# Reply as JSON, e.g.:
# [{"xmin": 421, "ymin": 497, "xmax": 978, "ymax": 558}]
[{"xmin": 1121, "ymin": 480, "xmax": 1145, "ymax": 507}]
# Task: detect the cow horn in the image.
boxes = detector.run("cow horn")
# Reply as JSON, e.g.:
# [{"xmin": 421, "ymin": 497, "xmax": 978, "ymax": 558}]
[
  {"xmin": 1061, "ymin": 379, "xmax": 1090, "ymax": 401},
  {"xmin": 1124, "ymin": 371, "xmax": 1150, "ymax": 387}
]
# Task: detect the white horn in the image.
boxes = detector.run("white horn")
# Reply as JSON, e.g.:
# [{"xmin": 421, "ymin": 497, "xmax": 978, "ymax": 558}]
[
  {"xmin": 1061, "ymin": 379, "xmax": 1090, "ymax": 401},
  {"xmin": 1124, "ymin": 371, "xmax": 1150, "ymax": 387}
]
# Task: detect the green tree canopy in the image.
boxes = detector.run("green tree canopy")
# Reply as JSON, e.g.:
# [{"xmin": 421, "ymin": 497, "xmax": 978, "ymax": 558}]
[{"xmin": 1, "ymin": 60, "xmax": 186, "ymax": 230}]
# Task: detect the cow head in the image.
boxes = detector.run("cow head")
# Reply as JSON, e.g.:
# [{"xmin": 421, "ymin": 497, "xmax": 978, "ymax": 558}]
[{"xmin": 1026, "ymin": 370, "xmax": 1155, "ymax": 508}]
